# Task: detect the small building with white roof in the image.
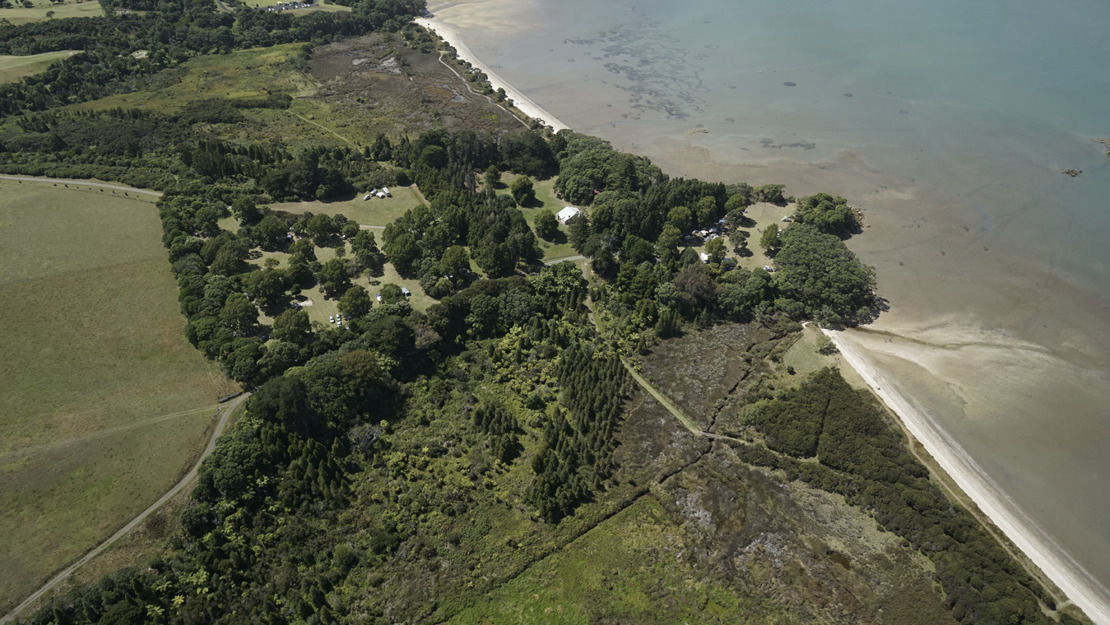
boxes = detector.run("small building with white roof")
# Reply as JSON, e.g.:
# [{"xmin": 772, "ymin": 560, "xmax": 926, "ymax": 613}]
[{"xmin": 556, "ymin": 206, "xmax": 582, "ymax": 224}]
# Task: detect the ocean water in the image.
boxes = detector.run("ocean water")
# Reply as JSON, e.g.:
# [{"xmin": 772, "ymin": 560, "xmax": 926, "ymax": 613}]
[{"xmin": 429, "ymin": 0, "xmax": 1110, "ymax": 600}]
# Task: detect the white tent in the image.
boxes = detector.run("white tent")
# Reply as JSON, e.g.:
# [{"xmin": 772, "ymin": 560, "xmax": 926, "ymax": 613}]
[{"xmin": 556, "ymin": 206, "xmax": 582, "ymax": 224}]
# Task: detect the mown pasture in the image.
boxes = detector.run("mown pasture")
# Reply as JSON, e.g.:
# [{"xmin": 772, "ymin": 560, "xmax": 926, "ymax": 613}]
[
  {"xmin": 0, "ymin": 0, "xmax": 103, "ymax": 25},
  {"xmin": 0, "ymin": 182, "xmax": 228, "ymax": 613},
  {"xmin": 0, "ymin": 50, "xmax": 78, "ymax": 84}
]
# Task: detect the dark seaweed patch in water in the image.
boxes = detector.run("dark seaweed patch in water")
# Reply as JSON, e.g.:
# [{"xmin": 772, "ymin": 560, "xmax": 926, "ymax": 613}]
[
  {"xmin": 899, "ymin": 109, "xmax": 909, "ymax": 114},
  {"xmin": 844, "ymin": 92, "xmax": 853, "ymax": 97},
  {"xmin": 783, "ymin": 81, "xmax": 797, "ymax": 87},
  {"xmin": 761, "ymin": 137, "xmax": 815, "ymax": 150}
]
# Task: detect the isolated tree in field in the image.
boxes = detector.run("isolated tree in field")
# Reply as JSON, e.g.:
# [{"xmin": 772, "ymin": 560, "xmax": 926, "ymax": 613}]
[
  {"xmin": 379, "ymin": 283, "xmax": 404, "ymax": 305},
  {"xmin": 510, "ymin": 175, "xmax": 534, "ymax": 205},
  {"xmin": 760, "ymin": 223, "xmax": 780, "ymax": 255},
  {"xmin": 289, "ymin": 238, "xmax": 316, "ymax": 262},
  {"xmin": 729, "ymin": 229, "xmax": 750, "ymax": 256},
  {"xmin": 338, "ymin": 285, "xmax": 373, "ymax": 319},
  {"xmin": 381, "ymin": 229, "xmax": 420, "ymax": 277},
  {"xmin": 317, "ymin": 258, "xmax": 351, "ymax": 298},
  {"xmin": 220, "ymin": 293, "xmax": 258, "ymax": 334},
  {"xmin": 534, "ymin": 210, "xmax": 559, "ymax": 241},
  {"xmin": 351, "ymin": 230, "xmax": 385, "ymax": 276},
  {"xmin": 723, "ymin": 207, "xmax": 748, "ymax": 230}
]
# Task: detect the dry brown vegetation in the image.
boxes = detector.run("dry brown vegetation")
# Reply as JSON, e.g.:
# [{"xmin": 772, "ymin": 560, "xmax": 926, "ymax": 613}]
[{"xmin": 307, "ymin": 33, "xmax": 530, "ymax": 140}]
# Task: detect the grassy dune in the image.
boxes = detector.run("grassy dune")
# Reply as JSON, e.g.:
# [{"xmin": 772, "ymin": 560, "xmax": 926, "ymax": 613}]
[
  {"xmin": 0, "ymin": 183, "xmax": 227, "ymax": 612},
  {"xmin": 0, "ymin": 50, "xmax": 78, "ymax": 84}
]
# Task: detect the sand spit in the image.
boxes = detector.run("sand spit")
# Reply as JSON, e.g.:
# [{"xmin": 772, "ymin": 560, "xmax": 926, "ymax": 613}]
[
  {"xmin": 823, "ymin": 327, "xmax": 1110, "ymax": 625},
  {"xmin": 414, "ymin": 16, "xmax": 570, "ymax": 132}
]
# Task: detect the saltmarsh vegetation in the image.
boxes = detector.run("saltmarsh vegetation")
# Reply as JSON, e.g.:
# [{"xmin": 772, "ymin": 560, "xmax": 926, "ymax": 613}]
[{"xmin": 0, "ymin": 0, "xmax": 1084, "ymax": 622}]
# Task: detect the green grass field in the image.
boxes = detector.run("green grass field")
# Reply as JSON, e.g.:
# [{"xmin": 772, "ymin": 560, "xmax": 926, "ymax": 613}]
[
  {"xmin": 0, "ymin": 50, "xmax": 78, "ymax": 84},
  {"xmin": 268, "ymin": 184, "xmax": 427, "ymax": 227},
  {"xmin": 0, "ymin": 182, "xmax": 229, "ymax": 613},
  {"xmin": 0, "ymin": 0, "xmax": 103, "ymax": 25}
]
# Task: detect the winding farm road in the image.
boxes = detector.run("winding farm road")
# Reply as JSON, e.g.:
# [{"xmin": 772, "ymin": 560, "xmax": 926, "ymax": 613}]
[{"xmin": 1, "ymin": 393, "xmax": 249, "ymax": 625}]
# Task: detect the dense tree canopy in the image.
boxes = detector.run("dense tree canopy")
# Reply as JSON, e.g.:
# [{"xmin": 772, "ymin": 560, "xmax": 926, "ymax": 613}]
[
  {"xmin": 773, "ymin": 224, "xmax": 876, "ymax": 325},
  {"xmin": 793, "ymin": 192, "xmax": 860, "ymax": 236}
]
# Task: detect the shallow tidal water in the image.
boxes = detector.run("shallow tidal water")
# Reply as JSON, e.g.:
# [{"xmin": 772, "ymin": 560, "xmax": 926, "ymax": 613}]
[{"xmin": 427, "ymin": 0, "xmax": 1110, "ymax": 596}]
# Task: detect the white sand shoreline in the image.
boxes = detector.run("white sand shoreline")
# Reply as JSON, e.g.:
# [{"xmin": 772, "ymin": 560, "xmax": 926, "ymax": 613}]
[
  {"xmin": 413, "ymin": 16, "xmax": 570, "ymax": 133},
  {"xmin": 823, "ymin": 328, "xmax": 1110, "ymax": 625}
]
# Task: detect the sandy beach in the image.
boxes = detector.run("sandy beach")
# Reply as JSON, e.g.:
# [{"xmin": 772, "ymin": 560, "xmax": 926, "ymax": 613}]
[
  {"xmin": 824, "ymin": 327, "xmax": 1110, "ymax": 624},
  {"xmin": 414, "ymin": 15, "xmax": 569, "ymax": 133}
]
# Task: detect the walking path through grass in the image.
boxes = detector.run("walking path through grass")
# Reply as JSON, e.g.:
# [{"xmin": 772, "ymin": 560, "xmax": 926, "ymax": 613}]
[
  {"xmin": 290, "ymin": 112, "xmax": 356, "ymax": 147},
  {"xmin": 0, "ymin": 393, "xmax": 250, "ymax": 625},
  {"xmin": 0, "ymin": 405, "xmax": 219, "ymax": 463}
]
